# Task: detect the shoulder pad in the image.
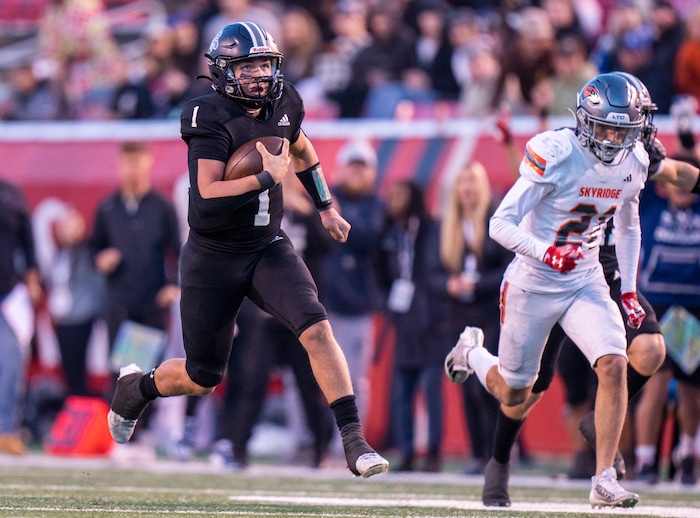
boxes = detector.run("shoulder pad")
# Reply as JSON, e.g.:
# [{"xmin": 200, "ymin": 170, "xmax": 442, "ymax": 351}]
[
  {"xmin": 519, "ymin": 129, "xmax": 573, "ymax": 182},
  {"xmin": 631, "ymin": 140, "xmax": 651, "ymax": 169}
]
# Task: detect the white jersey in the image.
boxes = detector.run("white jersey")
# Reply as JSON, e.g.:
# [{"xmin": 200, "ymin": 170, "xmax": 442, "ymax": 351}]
[{"xmin": 490, "ymin": 128, "xmax": 649, "ymax": 294}]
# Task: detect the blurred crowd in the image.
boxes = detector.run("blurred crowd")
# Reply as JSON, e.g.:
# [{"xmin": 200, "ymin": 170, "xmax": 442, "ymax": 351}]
[{"xmin": 1, "ymin": 0, "xmax": 700, "ymax": 121}]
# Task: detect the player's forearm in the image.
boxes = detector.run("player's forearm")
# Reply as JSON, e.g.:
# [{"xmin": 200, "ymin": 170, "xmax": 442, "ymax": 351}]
[{"xmin": 489, "ymin": 214, "xmax": 548, "ymax": 260}]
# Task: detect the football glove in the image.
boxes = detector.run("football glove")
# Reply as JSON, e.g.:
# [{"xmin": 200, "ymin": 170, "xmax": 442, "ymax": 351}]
[
  {"xmin": 645, "ymin": 137, "xmax": 666, "ymax": 175},
  {"xmin": 621, "ymin": 292, "xmax": 646, "ymax": 329},
  {"xmin": 543, "ymin": 244, "xmax": 584, "ymax": 274}
]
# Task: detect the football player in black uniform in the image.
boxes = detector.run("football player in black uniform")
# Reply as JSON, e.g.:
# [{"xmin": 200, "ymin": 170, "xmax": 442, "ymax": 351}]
[
  {"xmin": 444, "ymin": 73, "xmax": 700, "ymax": 506},
  {"xmin": 107, "ymin": 21, "xmax": 389, "ymax": 478}
]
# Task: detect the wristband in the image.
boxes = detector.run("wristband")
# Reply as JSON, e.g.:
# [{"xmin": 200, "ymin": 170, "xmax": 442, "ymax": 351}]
[
  {"xmin": 255, "ymin": 170, "xmax": 275, "ymax": 191},
  {"xmin": 295, "ymin": 162, "xmax": 333, "ymax": 210}
]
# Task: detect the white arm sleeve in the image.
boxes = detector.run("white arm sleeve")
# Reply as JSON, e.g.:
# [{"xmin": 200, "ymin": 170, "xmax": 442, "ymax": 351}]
[
  {"xmin": 489, "ymin": 177, "xmax": 554, "ymax": 261},
  {"xmin": 613, "ymin": 192, "xmax": 642, "ymax": 294}
]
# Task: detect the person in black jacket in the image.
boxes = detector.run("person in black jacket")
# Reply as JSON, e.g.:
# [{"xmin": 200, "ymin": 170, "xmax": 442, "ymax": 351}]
[{"xmin": 379, "ymin": 179, "xmax": 450, "ymax": 471}]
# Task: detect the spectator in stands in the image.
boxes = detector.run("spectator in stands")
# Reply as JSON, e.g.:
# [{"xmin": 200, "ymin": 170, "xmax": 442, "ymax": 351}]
[
  {"xmin": 489, "ymin": 6, "xmax": 556, "ymax": 115},
  {"xmin": 541, "ymin": 0, "xmax": 592, "ymax": 49},
  {"xmin": 169, "ymin": 16, "xmax": 204, "ymax": 80},
  {"xmin": 108, "ymin": 55, "xmax": 156, "ymax": 120},
  {"xmin": 340, "ymin": 4, "xmax": 417, "ymax": 118},
  {"xmin": 378, "ymin": 179, "xmax": 449, "ymax": 472},
  {"xmin": 0, "ymin": 62, "xmax": 70, "ymax": 121},
  {"xmin": 607, "ymin": 27, "xmax": 655, "ymax": 97},
  {"xmin": 439, "ymin": 161, "xmax": 512, "ymax": 475},
  {"xmin": 312, "ymin": 0, "xmax": 372, "ymax": 118},
  {"xmin": 431, "ymin": 8, "xmax": 483, "ymax": 106},
  {"xmin": 407, "ymin": 0, "xmax": 454, "ymax": 103},
  {"xmin": 457, "ymin": 40, "xmax": 501, "ymax": 118},
  {"xmin": 89, "ymin": 142, "xmax": 181, "ymax": 377},
  {"xmin": 320, "ymin": 140, "xmax": 385, "ymax": 420},
  {"xmin": 279, "ymin": 6, "xmax": 323, "ymax": 86},
  {"xmin": 37, "ymin": 0, "xmax": 121, "ymax": 119},
  {"xmin": 590, "ymin": 1, "xmax": 647, "ymax": 74},
  {"xmin": 201, "ymin": 0, "xmax": 280, "ymax": 58},
  {"xmin": 0, "ymin": 179, "xmax": 42, "ymax": 455},
  {"xmin": 645, "ymin": 0, "xmax": 686, "ymax": 114},
  {"xmin": 529, "ymin": 34, "xmax": 598, "ymax": 117},
  {"xmin": 675, "ymin": 5, "xmax": 700, "ymax": 102}
]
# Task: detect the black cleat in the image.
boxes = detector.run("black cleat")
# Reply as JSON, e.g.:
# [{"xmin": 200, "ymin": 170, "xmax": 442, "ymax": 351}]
[
  {"xmin": 579, "ymin": 411, "xmax": 626, "ymax": 480},
  {"xmin": 482, "ymin": 458, "xmax": 511, "ymax": 507},
  {"xmin": 107, "ymin": 364, "xmax": 150, "ymax": 444},
  {"xmin": 340, "ymin": 423, "xmax": 389, "ymax": 478}
]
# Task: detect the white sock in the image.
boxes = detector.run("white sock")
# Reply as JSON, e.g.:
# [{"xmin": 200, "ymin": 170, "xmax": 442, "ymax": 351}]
[
  {"xmin": 635, "ymin": 444, "xmax": 656, "ymax": 467},
  {"xmin": 678, "ymin": 433, "xmax": 695, "ymax": 459},
  {"xmin": 468, "ymin": 347, "xmax": 498, "ymax": 389}
]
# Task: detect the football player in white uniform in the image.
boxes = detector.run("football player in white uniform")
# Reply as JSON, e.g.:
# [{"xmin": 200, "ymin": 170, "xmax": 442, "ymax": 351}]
[{"xmin": 447, "ymin": 72, "xmax": 647, "ymax": 508}]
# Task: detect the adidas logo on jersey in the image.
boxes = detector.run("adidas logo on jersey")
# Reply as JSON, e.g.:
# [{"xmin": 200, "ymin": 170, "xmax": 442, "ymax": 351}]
[
  {"xmin": 277, "ymin": 114, "xmax": 290, "ymax": 126},
  {"xmin": 623, "ymin": 174, "xmax": 632, "ymax": 182}
]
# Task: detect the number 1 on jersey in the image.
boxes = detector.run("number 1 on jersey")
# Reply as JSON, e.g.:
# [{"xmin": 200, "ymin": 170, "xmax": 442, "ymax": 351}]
[{"xmin": 254, "ymin": 191, "xmax": 271, "ymax": 226}]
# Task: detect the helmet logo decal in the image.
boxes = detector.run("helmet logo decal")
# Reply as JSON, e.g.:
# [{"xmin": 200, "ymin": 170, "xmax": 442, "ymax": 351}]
[
  {"xmin": 209, "ymin": 30, "xmax": 222, "ymax": 52},
  {"xmin": 250, "ymin": 46, "xmax": 272, "ymax": 53},
  {"xmin": 608, "ymin": 113, "xmax": 630, "ymax": 122},
  {"xmin": 582, "ymin": 85, "xmax": 600, "ymax": 104}
]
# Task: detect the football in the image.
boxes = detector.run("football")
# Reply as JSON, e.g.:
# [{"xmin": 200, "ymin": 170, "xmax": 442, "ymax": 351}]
[{"xmin": 224, "ymin": 136, "xmax": 285, "ymax": 181}]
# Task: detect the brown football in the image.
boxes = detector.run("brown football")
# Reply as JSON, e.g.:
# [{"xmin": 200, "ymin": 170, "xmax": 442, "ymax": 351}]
[{"xmin": 224, "ymin": 136, "xmax": 285, "ymax": 181}]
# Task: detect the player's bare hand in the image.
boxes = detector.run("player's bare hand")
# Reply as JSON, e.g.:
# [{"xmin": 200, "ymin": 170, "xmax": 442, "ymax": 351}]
[
  {"xmin": 95, "ymin": 247, "xmax": 122, "ymax": 274},
  {"xmin": 156, "ymin": 284, "xmax": 181, "ymax": 308},
  {"xmin": 257, "ymin": 138, "xmax": 290, "ymax": 183},
  {"xmin": 320, "ymin": 207, "xmax": 351, "ymax": 242}
]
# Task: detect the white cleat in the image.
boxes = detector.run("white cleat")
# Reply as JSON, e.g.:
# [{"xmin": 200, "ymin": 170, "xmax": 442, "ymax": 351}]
[
  {"xmin": 355, "ymin": 452, "xmax": 390, "ymax": 478},
  {"xmin": 444, "ymin": 326, "xmax": 484, "ymax": 383},
  {"xmin": 590, "ymin": 467, "xmax": 639, "ymax": 508}
]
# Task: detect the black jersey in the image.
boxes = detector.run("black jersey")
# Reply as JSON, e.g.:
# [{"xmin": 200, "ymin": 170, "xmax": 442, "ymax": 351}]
[{"xmin": 180, "ymin": 84, "xmax": 305, "ymax": 252}]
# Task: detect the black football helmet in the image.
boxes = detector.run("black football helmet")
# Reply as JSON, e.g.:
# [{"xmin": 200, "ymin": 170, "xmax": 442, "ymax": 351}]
[
  {"xmin": 616, "ymin": 71, "xmax": 658, "ymax": 146},
  {"xmin": 575, "ymin": 72, "xmax": 644, "ymax": 164},
  {"xmin": 205, "ymin": 22, "xmax": 284, "ymax": 109}
]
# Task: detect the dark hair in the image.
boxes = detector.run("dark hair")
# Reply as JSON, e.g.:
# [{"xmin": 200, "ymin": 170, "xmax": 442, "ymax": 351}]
[
  {"xmin": 121, "ymin": 141, "xmax": 150, "ymax": 154},
  {"xmin": 399, "ymin": 180, "xmax": 427, "ymax": 218}
]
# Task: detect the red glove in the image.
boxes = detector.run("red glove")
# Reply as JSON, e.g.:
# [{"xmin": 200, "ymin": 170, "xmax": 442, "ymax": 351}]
[
  {"xmin": 543, "ymin": 245, "xmax": 584, "ymax": 274},
  {"xmin": 621, "ymin": 292, "xmax": 646, "ymax": 329}
]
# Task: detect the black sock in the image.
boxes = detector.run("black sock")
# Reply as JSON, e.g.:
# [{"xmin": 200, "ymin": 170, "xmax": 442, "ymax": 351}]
[
  {"xmin": 330, "ymin": 395, "xmax": 359, "ymax": 430},
  {"xmin": 492, "ymin": 408, "xmax": 525, "ymax": 464},
  {"xmin": 627, "ymin": 365, "xmax": 650, "ymax": 403},
  {"xmin": 139, "ymin": 368, "xmax": 162, "ymax": 401}
]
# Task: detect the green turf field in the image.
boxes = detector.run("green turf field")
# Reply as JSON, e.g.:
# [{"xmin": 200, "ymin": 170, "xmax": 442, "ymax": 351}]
[{"xmin": 1, "ymin": 454, "xmax": 699, "ymax": 517}]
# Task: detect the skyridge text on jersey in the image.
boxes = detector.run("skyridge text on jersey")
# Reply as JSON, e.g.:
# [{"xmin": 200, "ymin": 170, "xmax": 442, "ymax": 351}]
[{"xmin": 579, "ymin": 187, "xmax": 622, "ymax": 199}]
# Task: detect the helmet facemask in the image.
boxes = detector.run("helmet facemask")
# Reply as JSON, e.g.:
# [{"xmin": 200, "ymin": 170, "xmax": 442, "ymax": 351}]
[
  {"xmin": 577, "ymin": 109, "xmax": 643, "ymax": 164},
  {"xmin": 206, "ymin": 53, "xmax": 283, "ymax": 109}
]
